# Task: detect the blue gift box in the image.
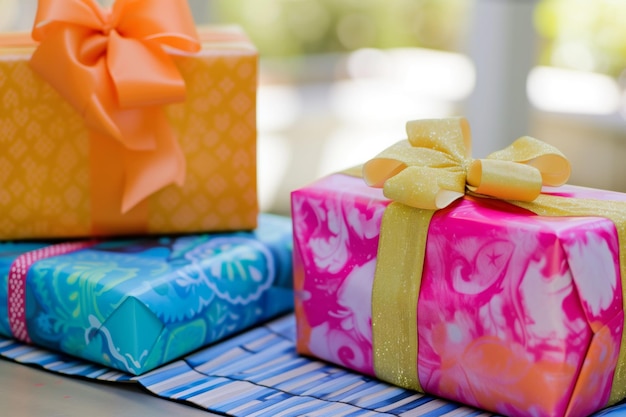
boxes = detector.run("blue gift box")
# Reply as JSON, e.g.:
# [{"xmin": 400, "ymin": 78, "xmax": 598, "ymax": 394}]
[{"xmin": 0, "ymin": 214, "xmax": 293, "ymax": 375}]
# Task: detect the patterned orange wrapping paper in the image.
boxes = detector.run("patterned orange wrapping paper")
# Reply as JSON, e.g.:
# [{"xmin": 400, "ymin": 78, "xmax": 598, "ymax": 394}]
[{"xmin": 0, "ymin": 26, "xmax": 258, "ymax": 239}]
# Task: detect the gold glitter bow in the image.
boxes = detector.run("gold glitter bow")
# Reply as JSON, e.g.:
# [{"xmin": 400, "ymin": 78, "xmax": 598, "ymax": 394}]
[{"xmin": 362, "ymin": 117, "xmax": 571, "ymax": 209}]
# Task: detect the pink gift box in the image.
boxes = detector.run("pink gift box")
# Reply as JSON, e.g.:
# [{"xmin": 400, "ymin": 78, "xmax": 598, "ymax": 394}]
[{"xmin": 291, "ymin": 172, "xmax": 626, "ymax": 417}]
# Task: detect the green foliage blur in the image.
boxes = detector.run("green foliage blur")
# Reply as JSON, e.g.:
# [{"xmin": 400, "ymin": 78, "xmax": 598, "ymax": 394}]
[
  {"xmin": 211, "ymin": 0, "xmax": 470, "ymax": 57},
  {"xmin": 208, "ymin": 0, "xmax": 626, "ymax": 79},
  {"xmin": 535, "ymin": 0, "xmax": 626, "ymax": 77}
]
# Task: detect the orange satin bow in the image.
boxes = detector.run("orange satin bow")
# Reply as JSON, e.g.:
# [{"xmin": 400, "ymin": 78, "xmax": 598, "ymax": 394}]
[{"xmin": 30, "ymin": 0, "xmax": 201, "ymax": 212}]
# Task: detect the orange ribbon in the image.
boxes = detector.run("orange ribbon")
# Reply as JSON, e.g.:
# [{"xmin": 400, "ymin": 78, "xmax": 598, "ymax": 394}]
[{"xmin": 30, "ymin": 0, "xmax": 201, "ymax": 213}]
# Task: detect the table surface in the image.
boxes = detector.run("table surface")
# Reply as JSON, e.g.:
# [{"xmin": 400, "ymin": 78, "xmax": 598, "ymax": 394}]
[{"xmin": 0, "ymin": 359, "xmax": 217, "ymax": 417}]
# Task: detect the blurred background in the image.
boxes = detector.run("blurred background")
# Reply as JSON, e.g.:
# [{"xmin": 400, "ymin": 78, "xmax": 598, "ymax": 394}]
[{"xmin": 2, "ymin": 0, "xmax": 626, "ymax": 215}]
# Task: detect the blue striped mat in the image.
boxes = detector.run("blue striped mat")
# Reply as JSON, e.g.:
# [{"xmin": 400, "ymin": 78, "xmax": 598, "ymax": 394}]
[{"xmin": 2, "ymin": 315, "xmax": 625, "ymax": 417}]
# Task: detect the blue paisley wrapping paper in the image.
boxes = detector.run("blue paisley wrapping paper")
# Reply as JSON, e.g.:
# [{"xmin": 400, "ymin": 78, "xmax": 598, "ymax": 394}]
[{"xmin": 0, "ymin": 214, "xmax": 294, "ymax": 375}]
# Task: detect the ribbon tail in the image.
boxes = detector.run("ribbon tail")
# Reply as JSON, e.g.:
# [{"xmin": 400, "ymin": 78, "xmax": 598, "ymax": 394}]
[
  {"xmin": 84, "ymin": 92, "xmax": 125, "ymax": 142},
  {"xmin": 90, "ymin": 130, "xmax": 149, "ymax": 235},
  {"xmin": 121, "ymin": 108, "xmax": 186, "ymax": 213}
]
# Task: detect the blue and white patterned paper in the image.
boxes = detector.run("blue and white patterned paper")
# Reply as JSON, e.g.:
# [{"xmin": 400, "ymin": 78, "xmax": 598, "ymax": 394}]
[{"xmin": 0, "ymin": 214, "xmax": 293, "ymax": 375}]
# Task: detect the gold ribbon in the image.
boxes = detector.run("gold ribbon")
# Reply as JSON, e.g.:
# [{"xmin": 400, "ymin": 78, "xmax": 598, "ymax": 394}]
[
  {"xmin": 363, "ymin": 117, "xmax": 626, "ymax": 404},
  {"xmin": 363, "ymin": 117, "xmax": 571, "ymax": 210}
]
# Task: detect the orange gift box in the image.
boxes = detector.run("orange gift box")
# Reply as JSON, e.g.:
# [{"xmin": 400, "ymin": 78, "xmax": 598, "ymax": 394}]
[{"xmin": 0, "ymin": 18, "xmax": 258, "ymax": 239}]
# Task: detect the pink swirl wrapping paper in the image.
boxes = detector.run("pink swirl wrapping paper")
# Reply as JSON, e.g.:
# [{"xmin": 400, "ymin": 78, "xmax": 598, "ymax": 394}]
[{"xmin": 291, "ymin": 172, "xmax": 625, "ymax": 417}]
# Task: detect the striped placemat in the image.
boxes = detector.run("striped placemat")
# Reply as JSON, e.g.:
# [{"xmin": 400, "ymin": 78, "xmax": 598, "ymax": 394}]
[
  {"xmin": 3, "ymin": 315, "xmax": 624, "ymax": 416},
  {"xmin": 138, "ymin": 316, "xmax": 492, "ymax": 417}
]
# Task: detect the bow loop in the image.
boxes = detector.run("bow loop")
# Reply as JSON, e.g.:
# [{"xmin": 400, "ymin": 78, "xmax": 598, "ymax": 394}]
[
  {"xmin": 364, "ymin": 117, "xmax": 571, "ymax": 210},
  {"xmin": 487, "ymin": 136, "xmax": 571, "ymax": 186},
  {"xmin": 107, "ymin": 32, "xmax": 187, "ymax": 108},
  {"xmin": 30, "ymin": 0, "xmax": 201, "ymax": 213},
  {"xmin": 363, "ymin": 140, "xmax": 463, "ymax": 189},
  {"xmin": 406, "ymin": 117, "xmax": 471, "ymax": 161},
  {"xmin": 113, "ymin": 0, "xmax": 200, "ymax": 51}
]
